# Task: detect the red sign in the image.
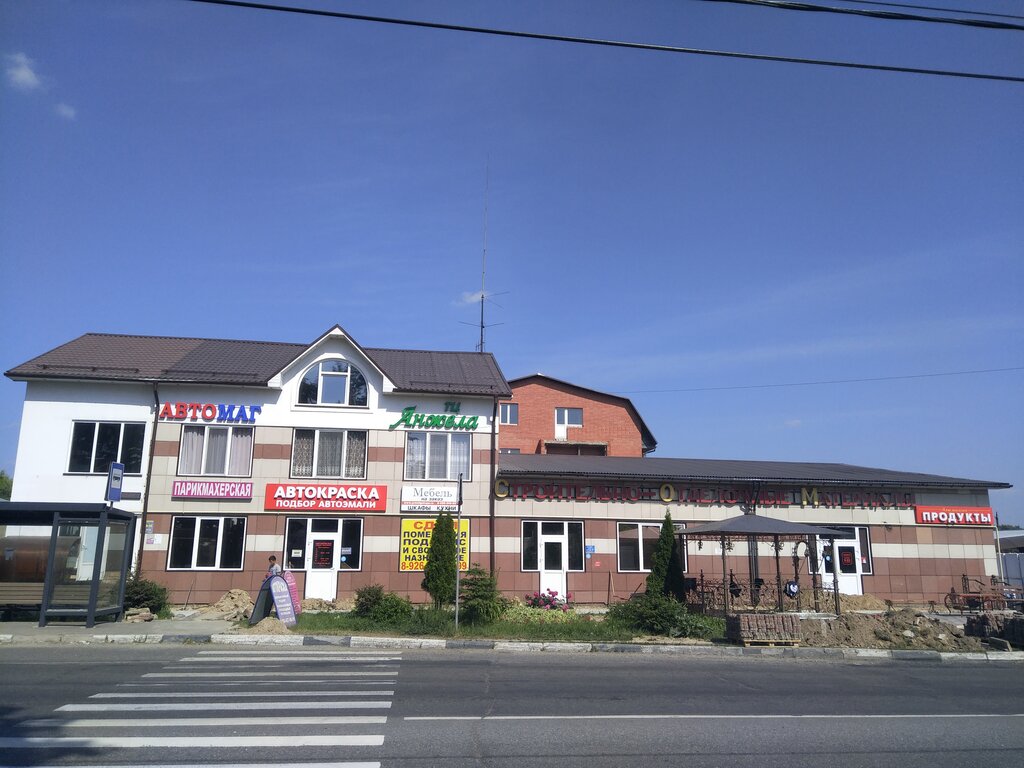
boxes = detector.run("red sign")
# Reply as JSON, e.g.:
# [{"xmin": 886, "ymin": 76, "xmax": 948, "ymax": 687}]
[
  {"xmin": 915, "ymin": 506, "xmax": 994, "ymax": 527},
  {"xmin": 264, "ymin": 483, "xmax": 387, "ymax": 512}
]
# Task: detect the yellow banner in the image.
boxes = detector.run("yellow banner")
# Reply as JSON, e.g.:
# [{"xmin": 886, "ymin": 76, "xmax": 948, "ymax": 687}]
[{"xmin": 399, "ymin": 518, "xmax": 470, "ymax": 572}]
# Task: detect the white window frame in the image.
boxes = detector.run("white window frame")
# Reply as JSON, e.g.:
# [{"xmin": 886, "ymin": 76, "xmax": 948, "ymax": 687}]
[
  {"xmin": 297, "ymin": 359, "xmax": 368, "ymax": 407},
  {"xmin": 178, "ymin": 425, "xmax": 253, "ymax": 477},
  {"xmin": 555, "ymin": 407, "xmax": 583, "ymax": 428},
  {"xmin": 616, "ymin": 521, "xmax": 687, "ymax": 572},
  {"xmin": 404, "ymin": 432, "xmax": 472, "ymax": 481},
  {"xmin": 67, "ymin": 421, "xmax": 146, "ymax": 475},
  {"xmin": 283, "ymin": 517, "xmax": 365, "ymax": 572},
  {"xmin": 291, "ymin": 428, "xmax": 368, "ymax": 480},
  {"xmin": 520, "ymin": 520, "xmax": 586, "ymax": 572},
  {"xmin": 167, "ymin": 516, "xmax": 247, "ymax": 571},
  {"xmin": 500, "ymin": 402, "xmax": 518, "ymax": 425}
]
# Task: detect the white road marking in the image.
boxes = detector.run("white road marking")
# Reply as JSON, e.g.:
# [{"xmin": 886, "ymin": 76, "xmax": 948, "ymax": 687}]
[
  {"xmin": 0, "ymin": 735, "xmax": 384, "ymax": 748},
  {"xmin": 59, "ymin": 701, "xmax": 391, "ymax": 712},
  {"xmin": 196, "ymin": 649, "xmax": 398, "ymax": 655},
  {"xmin": 0, "ymin": 764, "xmax": 380, "ymax": 768},
  {"xmin": 117, "ymin": 679, "xmax": 398, "ymax": 686},
  {"xmin": 405, "ymin": 713, "xmax": 1024, "ymax": 721},
  {"xmin": 92, "ymin": 690, "xmax": 394, "ymax": 698},
  {"xmin": 144, "ymin": 670, "xmax": 396, "ymax": 677},
  {"xmin": 24, "ymin": 715, "xmax": 388, "ymax": 728}
]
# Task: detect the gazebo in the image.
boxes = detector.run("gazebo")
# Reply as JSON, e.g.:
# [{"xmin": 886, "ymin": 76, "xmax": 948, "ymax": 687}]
[{"xmin": 682, "ymin": 514, "xmax": 850, "ymax": 615}]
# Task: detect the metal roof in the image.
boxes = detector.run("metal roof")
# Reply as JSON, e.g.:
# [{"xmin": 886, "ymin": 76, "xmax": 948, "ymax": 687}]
[
  {"xmin": 5, "ymin": 332, "xmax": 511, "ymax": 397},
  {"xmin": 497, "ymin": 454, "xmax": 1011, "ymax": 489}
]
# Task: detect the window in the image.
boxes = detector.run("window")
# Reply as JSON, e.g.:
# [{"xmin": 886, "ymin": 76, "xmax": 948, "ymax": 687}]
[
  {"xmin": 555, "ymin": 407, "xmax": 583, "ymax": 427},
  {"xmin": 283, "ymin": 517, "xmax": 363, "ymax": 571},
  {"xmin": 167, "ymin": 516, "xmax": 246, "ymax": 570},
  {"xmin": 292, "ymin": 429, "xmax": 367, "ymax": 479},
  {"xmin": 521, "ymin": 521, "xmax": 585, "ymax": 571},
  {"xmin": 179, "ymin": 425, "xmax": 253, "ymax": 476},
  {"xmin": 404, "ymin": 432, "xmax": 471, "ymax": 480},
  {"xmin": 297, "ymin": 359, "xmax": 368, "ymax": 407},
  {"xmin": 617, "ymin": 522, "xmax": 686, "ymax": 572},
  {"xmin": 500, "ymin": 402, "xmax": 518, "ymax": 425},
  {"xmin": 68, "ymin": 421, "xmax": 145, "ymax": 474}
]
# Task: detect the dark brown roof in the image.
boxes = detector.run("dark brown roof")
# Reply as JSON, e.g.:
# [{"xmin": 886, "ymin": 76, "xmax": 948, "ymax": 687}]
[
  {"xmin": 498, "ymin": 454, "xmax": 1011, "ymax": 490},
  {"xmin": 508, "ymin": 373, "xmax": 657, "ymax": 454},
  {"xmin": 6, "ymin": 332, "xmax": 511, "ymax": 396}
]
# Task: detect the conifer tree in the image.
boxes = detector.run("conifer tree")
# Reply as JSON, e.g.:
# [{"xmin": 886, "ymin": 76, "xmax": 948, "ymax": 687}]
[
  {"xmin": 421, "ymin": 512, "xmax": 458, "ymax": 608},
  {"xmin": 646, "ymin": 511, "xmax": 677, "ymax": 595}
]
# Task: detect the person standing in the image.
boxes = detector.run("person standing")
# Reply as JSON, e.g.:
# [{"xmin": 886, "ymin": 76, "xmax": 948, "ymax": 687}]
[{"xmin": 267, "ymin": 555, "xmax": 282, "ymax": 577}]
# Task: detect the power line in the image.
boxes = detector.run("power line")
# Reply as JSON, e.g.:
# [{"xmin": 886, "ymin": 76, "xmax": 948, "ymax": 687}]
[
  {"xmin": 831, "ymin": 1, "xmax": 1024, "ymax": 22},
  {"xmin": 183, "ymin": 0, "xmax": 1024, "ymax": 83},
  {"xmin": 698, "ymin": 0, "xmax": 1024, "ymax": 31},
  {"xmin": 618, "ymin": 366, "xmax": 1024, "ymax": 395}
]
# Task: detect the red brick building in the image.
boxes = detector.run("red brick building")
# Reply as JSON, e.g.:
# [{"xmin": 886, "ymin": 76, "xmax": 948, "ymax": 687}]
[{"xmin": 499, "ymin": 375, "xmax": 656, "ymax": 458}]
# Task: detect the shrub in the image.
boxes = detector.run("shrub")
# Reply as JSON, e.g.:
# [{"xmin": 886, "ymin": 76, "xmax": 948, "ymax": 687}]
[
  {"xmin": 406, "ymin": 607, "xmax": 454, "ymax": 635},
  {"xmin": 368, "ymin": 592, "xmax": 413, "ymax": 624},
  {"xmin": 352, "ymin": 584, "xmax": 385, "ymax": 617},
  {"xmin": 608, "ymin": 592, "xmax": 685, "ymax": 635},
  {"xmin": 524, "ymin": 588, "xmax": 572, "ymax": 612},
  {"xmin": 123, "ymin": 574, "xmax": 169, "ymax": 614},
  {"xmin": 459, "ymin": 566, "xmax": 507, "ymax": 625},
  {"xmin": 421, "ymin": 513, "xmax": 458, "ymax": 608},
  {"xmin": 503, "ymin": 601, "xmax": 575, "ymax": 624}
]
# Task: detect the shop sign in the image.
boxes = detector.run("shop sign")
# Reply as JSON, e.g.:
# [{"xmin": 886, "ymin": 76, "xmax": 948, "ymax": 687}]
[
  {"xmin": 399, "ymin": 518, "xmax": 469, "ymax": 572},
  {"xmin": 172, "ymin": 480, "xmax": 254, "ymax": 499},
  {"xmin": 915, "ymin": 506, "xmax": 994, "ymax": 526},
  {"xmin": 270, "ymin": 576, "xmax": 297, "ymax": 627},
  {"xmin": 798, "ymin": 487, "xmax": 914, "ymax": 509},
  {"xmin": 159, "ymin": 401, "xmax": 262, "ymax": 423},
  {"xmin": 389, "ymin": 403, "xmax": 479, "ymax": 431},
  {"xmin": 401, "ymin": 485, "xmax": 460, "ymax": 512},
  {"xmin": 264, "ymin": 483, "xmax": 387, "ymax": 512}
]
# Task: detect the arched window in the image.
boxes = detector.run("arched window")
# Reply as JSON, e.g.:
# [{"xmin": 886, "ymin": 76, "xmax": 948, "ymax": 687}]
[{"xmin": 297, "ymin": 359, "xmax": 368, "ymax": 407}]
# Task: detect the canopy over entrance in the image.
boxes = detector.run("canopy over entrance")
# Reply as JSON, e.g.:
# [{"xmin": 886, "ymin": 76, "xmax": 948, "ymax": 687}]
[
  {"xmin": 682, "ymin": 514, "xmax": 849, "ymax": 615},
  {"xmin": 0, "ymin": 502, "xmax": 136, "ymax": 627}
]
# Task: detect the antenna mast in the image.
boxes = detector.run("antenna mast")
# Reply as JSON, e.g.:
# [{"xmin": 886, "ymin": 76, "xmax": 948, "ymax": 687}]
[{"xmin": 478, "ymin": 163, "xmax": 489, "ymax": 353}]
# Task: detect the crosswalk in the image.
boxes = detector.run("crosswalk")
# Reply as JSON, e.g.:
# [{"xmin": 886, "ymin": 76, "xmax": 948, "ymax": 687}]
[{"xmin": 1, "ymin": 646, "xmax": 400, "ymax": 768}]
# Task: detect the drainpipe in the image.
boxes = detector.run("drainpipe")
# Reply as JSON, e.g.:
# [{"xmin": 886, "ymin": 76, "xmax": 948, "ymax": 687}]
[
  {"xmin": 489, "ymin": 396, "xmax": 498, "ymax": 574},
  {"xmin": 134, "ymin": 384, "xmax": 160, "ymax": 576}
]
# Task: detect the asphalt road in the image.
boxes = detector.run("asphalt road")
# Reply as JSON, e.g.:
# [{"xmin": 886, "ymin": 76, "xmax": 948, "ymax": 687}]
[{"xmin": 1, "ymin": 645, "xmax": 1022, "ymax": 767}]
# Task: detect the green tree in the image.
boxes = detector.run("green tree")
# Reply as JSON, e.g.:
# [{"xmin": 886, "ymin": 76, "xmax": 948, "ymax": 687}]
[
  {"xmin": 0, "ymin": 470, "xmax": 12, "ymax": 501},
  {"xmin": 665, "ymin": 532, "xmax": 687, "ymax": 601},
  {"xmin": 645, "ymin": 511, "xmax": 676, "ymax": 595},
  {"xmin": 421, "ymin": 513, "xmax": 458, "ymax": 609}
]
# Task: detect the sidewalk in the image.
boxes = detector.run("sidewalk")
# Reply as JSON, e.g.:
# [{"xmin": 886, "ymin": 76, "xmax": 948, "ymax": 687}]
[{"xmin": 1, "ymin": 615, "xmax": 1021, "ymax": 662}]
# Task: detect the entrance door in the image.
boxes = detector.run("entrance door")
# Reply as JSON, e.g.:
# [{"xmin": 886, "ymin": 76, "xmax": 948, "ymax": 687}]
[
  {"xmin": 817, "ymin": 531, "xmax": 863, "ymax": 596},
  {"xmin": 538, "ymin": 522, "xmax": 567, "ymax": 598},
  {"xmin": 305, "ymin": 526, "xmax": 340, "ymax": 601}
]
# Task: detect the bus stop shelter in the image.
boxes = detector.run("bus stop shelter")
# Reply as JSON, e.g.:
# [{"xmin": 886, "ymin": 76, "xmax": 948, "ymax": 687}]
[{"xmin": 0, "ymin": 502, "xmax": 136, "ymax": 627}]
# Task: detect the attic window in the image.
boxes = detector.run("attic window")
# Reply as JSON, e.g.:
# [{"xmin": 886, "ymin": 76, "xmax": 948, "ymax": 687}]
[{"xmin": 297, "ymin": 360, "xmax": 368, "ymax": 407}]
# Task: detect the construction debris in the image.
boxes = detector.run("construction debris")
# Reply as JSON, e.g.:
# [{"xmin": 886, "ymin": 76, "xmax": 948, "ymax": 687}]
[
  {"xmin": 801, "ymin": 608, "xmax": 984, "ymax": 652},
  {"xmin": 193, "ymin": 589, "xmax": 254, "ymax": 621}
]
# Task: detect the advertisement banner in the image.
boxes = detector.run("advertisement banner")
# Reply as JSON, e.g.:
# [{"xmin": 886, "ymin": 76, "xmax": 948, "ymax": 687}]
[
  {"xmin": 172, "ymin": 480, "xmax": 254, "ymax": 500},
  {"xmin": 399, "ymin": 518, "xmax": 469, "ymax": 572},
  {"xmin": 264, "ymin": 483, "xmax": 387, "ymax": 512},
  {"xmin": 401, "ymin": 485, "xmax": 459, "ymax": 513},
  {"xmin": 915, "ymin": 506, "xmax": 994, "ymax": 527}
]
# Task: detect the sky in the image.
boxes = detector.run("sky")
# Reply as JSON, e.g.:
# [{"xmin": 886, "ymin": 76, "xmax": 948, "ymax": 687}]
[{"xmin": 1, "ymin": 0, "xmax": 1022, "ymax": 523}]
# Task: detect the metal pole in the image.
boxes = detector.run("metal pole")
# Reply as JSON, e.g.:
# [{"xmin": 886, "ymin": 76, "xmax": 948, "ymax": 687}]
[
  {"xmin": 830, "ymin": 537, "xmax": 841, "ymax": 615},
  {"xmin": 774, "ymin": 535, "xmax": 783, "ymax": 612},
  {"xmin": 720, "ymin": 534, "xmax": 730, "ymax": 615},
  {"xmin": 454, "ymin": 473, "xmax": 464, "ymax": 631}
]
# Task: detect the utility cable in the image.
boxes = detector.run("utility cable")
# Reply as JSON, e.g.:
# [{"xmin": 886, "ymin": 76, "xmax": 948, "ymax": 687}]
[
  {"xmin": 818, "ymin": 0, "xmax": 1024, "ymax": 22},
  {"xmin": 697, "ymin": 0, "xmax": 1024, "ymax": 31},
  {"xmin": 618, "ymin": 366, "xmax": 1024, "ymax": 394},
  {"xmin": 182, "ymin": 0, "xmax": 1024, "ymax": 84}
]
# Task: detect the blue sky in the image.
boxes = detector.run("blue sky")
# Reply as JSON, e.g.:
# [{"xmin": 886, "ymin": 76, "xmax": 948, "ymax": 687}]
[{"xmin": 2, "ymin": 0, "xmax": 1022, "ymax": 522}]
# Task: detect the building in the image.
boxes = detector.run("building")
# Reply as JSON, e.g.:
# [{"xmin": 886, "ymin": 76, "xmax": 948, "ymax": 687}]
[
  {"xmin": 499, "ymin": 374, "xmax": 656, "ymax": 457},
  {"xmin": 4, "ymin": 327, "xmax": 1012, "ymax": 607}
]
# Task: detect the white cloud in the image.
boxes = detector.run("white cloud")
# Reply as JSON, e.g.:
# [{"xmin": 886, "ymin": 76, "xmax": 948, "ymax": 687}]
[
  {"xmin": 784, "ymin": 419, "xmax": 802, "ymax": 429},
  {"xmin": 459, "ymin": 291, "xmax": 486, "ymax": 305},
  {"xmin": 5, "ymin": 52, "xmax": 42, "ymax": 91},
  {"xmin": 55, "ymin": 102, "xmax": 76, "ymax": 120}
]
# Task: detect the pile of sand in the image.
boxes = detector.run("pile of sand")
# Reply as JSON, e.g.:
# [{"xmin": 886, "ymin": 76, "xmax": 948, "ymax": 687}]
[
  {"xmin": 840, "ymin": 593, "xmax": 889, "ymax": 611},
  {"xmin": 237, "ymin": 617, "xmax": 293, "ymax": 635},
  {"xmin": 300, "ymin": 598, "xmax": 338, "ymax": 612},
  {"xmin": 801, "ymin": 608, "xmax": 983, "ymax": 652},
  {"xmin": 194, "ymin": 589, "xmax": 254, "ymax": 621}
]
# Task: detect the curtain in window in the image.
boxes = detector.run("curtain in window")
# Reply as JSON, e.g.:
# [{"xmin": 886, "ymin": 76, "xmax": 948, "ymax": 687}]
[
  {"xmin": 428, "ymin": 434, "xmax": 448, "ymax": 479},
  {"xmin": 204, "ymin": 427, "xmax": 229, "ymax": 475},
  {"xmin": 317, "ymin": 431, "xmax": 344, "ymax": 476},
  {"xmin": 405, "ymin": 432, "xmax": 426, "ymax": 479},
  {"xmin": 345, "ymin": 431, "xmax": 367, "ymax": 478},
  {"xmin": 228, "ymin": 428, "xmax": 252, "ymax": 476},
  {"xmin": 179, "ymin": 426, "xmax": 206, "ymax": 475},
  {"xmin": 450, "ymin": 433, "xmax": 471, "ymax": 480},
  {"xmin": 292, "ymin": 430, "xmax": 314, "ymax": 477}
]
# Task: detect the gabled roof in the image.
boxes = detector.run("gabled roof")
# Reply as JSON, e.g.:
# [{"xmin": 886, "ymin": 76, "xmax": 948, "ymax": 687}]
[
  {"xmin": 507, "ymin": 373, "xmax": 657, "ymax": 454},
  {"xmin": 6, "ymin": 332, "xmax": 512, "ymax": 397},
  {"xmin": 497, "ymin": 454, "xmax": 1012, "ymax": 490}
]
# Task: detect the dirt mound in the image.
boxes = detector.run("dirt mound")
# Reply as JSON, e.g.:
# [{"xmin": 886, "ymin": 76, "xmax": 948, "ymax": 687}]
[
  {"xmin": 194, "ymin": 589, "xmax": 254, "ymax": 621},
  {"xmin": 239, "ymin": 617, "xmax": 292, "ymax": 635},
  {"xmin": 801, "ymin": 608, "xmax": 983, "ymax": 652},
  {"xmin": 300, "ymin": 598, "xmax": 338, "ymax": 612},
  {"xmin": 840, "ymin": 593, "xmax": 889, "ymax": 611}
]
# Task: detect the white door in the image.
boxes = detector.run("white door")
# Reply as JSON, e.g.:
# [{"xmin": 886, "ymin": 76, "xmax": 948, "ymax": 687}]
[
  {"xmin": 817, "ymin": 533, "xmax": 863, "ymax": 596},
  {"xmin": 305, "ymin": 531, "xmax": 340, "ymax": 601},
  {"xmin": 538, "ymin": 522, "xmax": 567, "ymax": 599}
]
